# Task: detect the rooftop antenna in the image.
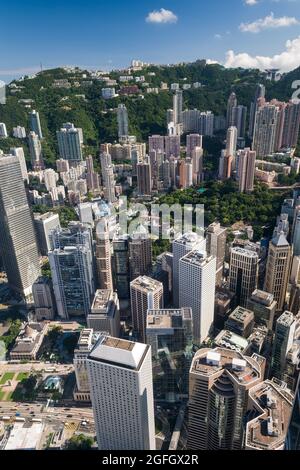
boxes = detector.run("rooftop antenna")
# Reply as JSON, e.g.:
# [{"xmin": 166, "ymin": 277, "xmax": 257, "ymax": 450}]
[{"xmin": 40, "ymin": 62, "xmax": 43, "ymax": 72}]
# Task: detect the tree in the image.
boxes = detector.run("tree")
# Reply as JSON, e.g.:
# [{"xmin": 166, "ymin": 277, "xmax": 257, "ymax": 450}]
[{"xmin": 64, "ymin": 434, "xmax": 93, "ymax": 450}]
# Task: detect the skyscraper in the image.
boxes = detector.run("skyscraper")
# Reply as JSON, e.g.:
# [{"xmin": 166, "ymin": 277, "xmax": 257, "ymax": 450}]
[
  {"xmin": 172, "ymin": 232, "xmax": 206, "ymax": 307},
  {"xmin": 30, "ymin": 110, "xmax": 43, "ymax": 139},
  {"xmin": 129, "ymin": 235, "xmax": 152, "ymax": 281},
  {"xmin": 292, "ymin": 213, "xmax": 300, "ymax": 256},
  {"xmin": 249, "ymin": 84, "xmax": 265, "ymax": 138},
  {"xmin": 32, "ymin": 276, "xmax": 55, "ymax": 321},
  {"xmin": 148, "ymin": 135, "xmax": 165, "ymax": 155},
  {"xmin": 225, "ymin": 126, "xmax": 238, "ymax": 158},
  {"xmin": 146, "ymin": 308, "xmax": 193, "ymax": 402},
  {"xmin": 173, "ymin": 89, "xmax": 183, "ymax": 127},
  {"xmin": 73, "ymin": 328, "xmax": 94, "ymax": 402},
  {"xmin": 252, "ymin": 100, "xmax": 279, "ymax": 157},
  {"xmin": 112, "ymin": 235, "xmax": 130, "ymax": 299},
  {"xmin": 245, "ymin": 379, "xmax": 294, "ymax": 451},
  {"xmin": 88, "ymin": 289, "xmax": 120, "ymax": 336},
  {"xmin": 0, "ymin": 123, "xmax": 8, "ymax": 138},
  {"xmin": 187, "ymin": 347, "xmax": 262, "ymax": 450},
  {"xmin": 95, "ymin": 218, "xmax": 113, "ymax": 291},
  {"xmin": 137, "ymin": 158, "xmax": 152, "ymax": 196},
  {"xmin": 49, "ymin": 223, "xmax": 95, "ymax": 319},
  {"xmin": 264, "ymin": 232, "xmax": 292, "ymax": 311},
  {"xmin": 165, "ymin": 135, "xmax": 180, "ymax": 159},
  {"xmin": 229, "ymin": 247, "xmax": 258, "ymax": 307},
  {"xmin": 0, "ymin": 154, "xmax": 40, "ymax": 297},
  {"xmin": 179, "ymin": 251, "xmax": 216, "ymax": 345},
  {"xmin": 10, "ymin": 147, "xmax": 28, "ymax": 182},
  {"xmin": 33, "ymin": 212, "xmax": 60, "ymax": 256},
  {"xmin": 206, "ymin": 222, "xmax": 227, "ymax": 285},
  {"xmin": 28, "ymin": 131, "xmax": 44, "ymax": 170},
  {"xmin": 87, "ymin": 335, "xmax": 155, "ymax": 450},
  {"xmin": 130, "ymin": 276, "xmax": 163, "ymax": 342},
  {"xmin": 282, "ymin": 101, "xmax": 300, "ymax": 149},
  {"xmin": 271, "ymin": 311, "xmax": 296, "ymax": 380},
  {"xmin": 186, "ymin": 134, "xmax": 202, "ymax": 158},
  {"xmin": 100, "ymin": 152, "xmax": 116, "ymax": 203},
  {"xmin": 117, "ymin": 104, "xmax": 129, "ymax": 139},
  {"xmin": 226, "ymin": 92, "xmax": 238, "ymax": 128},
  {"xmin": 86, "ymin": 155, "xmax": 100, "ymax": 192},
  {"xmin": 285, "ymin": 376, "xmax": 300, "ymax": 450},
  {"xmin": 57, "ymin": 123, "xmax": 83, "ymax": 162},
  {"xmin": 237, "ymin": 148, "xmax": 256, "ymax": 193},
  {"xmin": 231, "ymin": 105, "xmax": 247, "ymax": 138}
]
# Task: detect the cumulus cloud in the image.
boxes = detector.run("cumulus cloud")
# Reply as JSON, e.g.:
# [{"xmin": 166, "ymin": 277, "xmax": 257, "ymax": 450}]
[
  {"xmin": 240, "ymin": 12, "xmax": 299, "ymax": 33},
  {"xmin": 146, "ymin": 8, "xmax": 178, "ymax": 24},
  {"xmin": 245, "ymin": 0, "xmax": 259, "ymax": 5},
  {"xmin": 224, "ymin": 36, "xmax": 300, "ymax": 72}
]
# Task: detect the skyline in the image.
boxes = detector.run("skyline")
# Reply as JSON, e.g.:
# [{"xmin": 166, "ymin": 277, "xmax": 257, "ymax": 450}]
[{"xmin": 1, "ymin": 0, "xmax": 300, "ymax": 82}]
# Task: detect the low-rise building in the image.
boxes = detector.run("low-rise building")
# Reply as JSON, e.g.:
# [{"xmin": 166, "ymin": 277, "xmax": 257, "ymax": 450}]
[{"xmin": 10, "ymin": 322, "xmax": 48, "ymax": 361}]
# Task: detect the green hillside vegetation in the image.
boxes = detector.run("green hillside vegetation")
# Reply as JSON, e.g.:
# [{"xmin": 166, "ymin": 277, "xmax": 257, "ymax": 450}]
[{"xmin": 1, "ymin": 62, "xmax": 299, "ymax": 168}]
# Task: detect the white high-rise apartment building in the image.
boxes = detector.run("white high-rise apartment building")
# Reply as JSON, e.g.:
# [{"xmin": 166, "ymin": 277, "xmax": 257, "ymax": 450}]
[
  {"xmin": 198, "ymin": 111, "xmax": 214, "ymax": 137},
  {"xmin": 226, "ymin": 126, "xmax": 238, "ymax": 158},
  {"xmin": 117, "ymin": 104, "xmax": 129, "ymax": 139},
  {"xmin": 0, "ymin": 123, "xmax": 8, "ymax": 138},
  {"xmin": 28, "ymin": 131, "xmax": 44, "ymax": 170},
  {"xmin": 173, "ymin": 89, "xmax": 183, "ymax": 126},
  {"xmin": 172, "ymin": 232, "xmax": 206, "ymax": 307},
  {"xmin": 87, "ymin": 335, "xmax": 155, "ymax": 450},
  {"xmin": 57, "ymin": 123, "xmax": 83, "ymax": 161},
  {"xmin": 13, "ymin": 126, "xmax": 26, "ymax": 138},
  {"xmin": 30, "ymin": 110, "xmax": 43, "ymax": 139},
  {"xmin": 179, "ymin": 251, "xmax": 216, "ymax": 345}
]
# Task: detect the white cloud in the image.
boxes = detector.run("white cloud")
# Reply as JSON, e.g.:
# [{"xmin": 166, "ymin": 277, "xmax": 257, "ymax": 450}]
[
  {"xmin": 240, "ymin": 12, "xmax": 299, "ymax": 33},
  {"xmin": 224, "ymin": 36, "xmax": 300, "ymax": 72},
  {"xmin": 146, "ymin": 8, "xmax": 178, "ymax": 24},
  {"xmin": 245, "ymin": 0, "xmax": 259, "ymax": 5},
  {"xmin": 214, "ymin": 34, "xmax": 222, "ymax": 39}
]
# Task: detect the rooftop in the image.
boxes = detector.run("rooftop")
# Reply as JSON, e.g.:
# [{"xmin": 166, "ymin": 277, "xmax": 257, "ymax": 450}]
[
  {"xmin": 246, "ymin": 380, "xmax": 294, "ymax": 450},
  {"xmin": 5, "ymin": 422, "xmax": 44, "ymax": 450},
  {"xmin": 214, "ymin": 330, "xmax": 249, "ymax": 352},
  {"xmin": 88, "ymin": 335, "xmax": 148, "ymax": 370},
  {"xmin": 250, "ymin": 289, "xmax": 275, "ymax": 307},
  {"xmin": 130, "ymin": 276, "xmax": 163, "ymax": 292},
  {"xmin": 146, "ymin": 308, "xmax": 192, "ymax": 330},
  {"xmin": 191, "ymin": 347, "xmax": 261, "ymax": 386},
  {"xmin": 228, "ymin": 306, "xmax": 254, "ymax": 324},
  {"xmin": 180, "ymin": 250, "xmax": 213, "ymax": 267},
  {"xmin": 277, "ymin": 311, "xmax": 295, "ymax": 327},
  {"xmin": 91, "ymin": 289, "xmax": 113, "ymax": 312}
]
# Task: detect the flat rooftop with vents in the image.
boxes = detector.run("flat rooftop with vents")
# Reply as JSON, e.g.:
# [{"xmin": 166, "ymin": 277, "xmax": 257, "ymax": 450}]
[
  {"xmin": 245, "ymin": 379, "xmax": 294, "ymax": 450},
  {"xmin": 88, "ymin": 335, "xmax": 149, "ymax": 370},
  {"xmin": 190, "ymin": 347, "xmax": 261, "ymax": 386}
]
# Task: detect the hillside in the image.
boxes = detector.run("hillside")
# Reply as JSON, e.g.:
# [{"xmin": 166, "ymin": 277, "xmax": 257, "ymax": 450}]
[{"xmin": 0, "ymin": 62, "xmax": 299, "ymax": 168}]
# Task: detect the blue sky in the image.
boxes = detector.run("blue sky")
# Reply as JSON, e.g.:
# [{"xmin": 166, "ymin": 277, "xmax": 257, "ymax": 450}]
[{"xmin": 1, "ymin": 0, "xmax": 300, "ymax": 82}]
